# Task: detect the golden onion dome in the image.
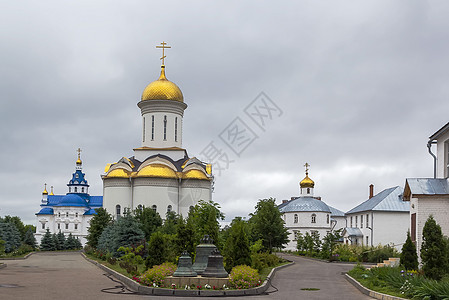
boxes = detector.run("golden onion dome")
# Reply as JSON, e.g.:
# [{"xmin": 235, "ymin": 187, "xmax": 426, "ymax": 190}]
[
  {"xmin": 49, "ymin": 186, "xmax": 54, "ymax": 196},
  {"xmin": 105, "ymin": 168, "xmax": 131, "ymax": 178},
  {"xmin": 300, "ymin": 173, "xmax": 315, "ymax": 188},
  {"xmin": 42, "ymin": 184, "xmax": 48, "ymax": 195},
  {"xmin": 182, "ymin": 169, "xmax": 210, "ymax": 181},
  {"xmin": 136, "ymin": 164, "xmax": 178, "ymax": 179},
  {"xmin": 141, "ymin": 65, "xmax": 184, "ymax": 102}
]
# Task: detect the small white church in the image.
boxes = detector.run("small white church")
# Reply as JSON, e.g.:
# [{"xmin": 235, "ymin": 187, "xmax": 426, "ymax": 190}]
[
  {"xmin": 279, "ymin": 164, "xmax": 345, "ymax": 251},
  {"xmin": 102, "ymin": 42, "xmax": 213, "ymax": 219}
]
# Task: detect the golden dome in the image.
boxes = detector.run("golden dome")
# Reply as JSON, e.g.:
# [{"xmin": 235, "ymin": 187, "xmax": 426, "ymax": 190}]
[
  {"xmin": 141, "ymin": 65, "xmax": 184, "ymax": 102},
  {"xmin": 105, "ymin": 168, "xmax": 131, "ymax": 178},
  {"xmin": 42, "ymin": 184, "xmax": 48, "ymax": 195},
  {"xmin": 182, "ymin": 169, "xmax": 210, "ymax": 181},
  {"xmin": 136, "ymin": 164, "xmax": 178, "ymax": 179},
  {"xmin": 300, "ymin": 173, "xmax": 315, "ymax": 188}
]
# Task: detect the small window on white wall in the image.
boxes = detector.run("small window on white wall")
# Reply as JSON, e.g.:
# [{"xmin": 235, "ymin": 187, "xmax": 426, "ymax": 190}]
[
  {"xmin": 167, "ymin": 205, "xmax": 172, "ymax": 212},
  {"xmin": 294, "ymin": 214, "xmax": 298, "ymax": 223},
  {"xmin": 326, "ymin": 214, "xmax": 329, "ymax": 224},
  {"xmin": 42, "ymin": 223, "xmax": 45, "ymax": 229},
  {"xmin": 361, "ymin": 215, "xmax": 363, "ymax": 228},
  {"xmin": 75, "ymin": 224, "xmax": 78, "ymax": 230},
  {"xmin": 65, "ymin": 223, "xmax": 69, "ymax": 230},
  {"xmin": 311, "ymin": 214, "xmax": 316, "ymax": 223},
  {"xmin": 152, "ymin": 205, "xmax": 157, "ymax": 212},
  {"xmin": 116, "ymin": 205, "xmax": 121, "ymax": 216}
]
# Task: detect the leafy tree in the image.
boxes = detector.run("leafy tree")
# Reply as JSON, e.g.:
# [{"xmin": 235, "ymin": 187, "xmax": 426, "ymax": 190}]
[
  {"xmin": 420, "ymin": 215, "xmax": 449, "ymax": 280},
  {"xmin": 320, "ymin": 229, "xmax": 342, "ymax": 259},
  {"xmin": 188, "ymin": 200, "xmax": 224, "ymax": 247},
  {"xmin": 145, "ymin": 231, "xmax": 168, "ymax": 269},
  {"xmin": 134, "ymin": 206, "xmax": 163, "ymax": 241},
  {"xmin": 296, "ymin": 231, "xmax": 305, "ymax": 252},
  {"xmin": 0, "ymin": 222, "xmax": 22, "ymax": 253},
  {"xmin": 40, "ymin": 229, "xmax": 56, "ymax": 251},
  {"xmin": 23, "ymin": 228, "xmax": 37, "ymax": 250},
  {"xmin": 400, "ymin": 231, "xmax": 418, "ymax": 271},
  {"xmin": 303, "ymin": 232, "xmax": 314, "ymax": 255},
  {"xmin": 311, "ymin": 231, "xmax": 321, "ymax": 254},
  {"xmin": 249, "ymin": 198, "xmax": 289, "ymax": 253},
  {"xmin": 224, "ymin": 217, "xmax": 251, "ymax": 270},
  {"xmin": 86, "ymin": 208, "xmax": 112, "ymax": 248}
]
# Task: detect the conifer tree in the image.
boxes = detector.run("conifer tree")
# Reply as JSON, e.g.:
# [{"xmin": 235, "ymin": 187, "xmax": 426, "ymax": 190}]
[
  {"xmin": 65, "ymin": 233, "xmax": 78, "ymax": 250},
  {"xmin": 400, "ymin": 231, "xmax": 418, "ymax": 271},
  {"xmin": 57, "ymin": 231, "xmax": 66, "ymax": 250},
  {"xmin": 134, "ymin": 206, "xmax": 162, "ymax": 241},
  {"xmin": 86, "ymin": 208, "xmax": 112, "ymax": 248},
  {"xmin": 224, "ymin": 217, "xmax": 251, "ymax": 269},
  {"xmin": 40, "ymin": 229, "xmax": 56, "ymax": 251},
  {"xmin": 145, "ymin": 231, "xmax": 167, "ymax": 269},
  {"xmin": 23, "ymin": 228, "xmax": 37, "ymax": 250},
  {"xmin": 52, "ymin": 233, "xmax": 61, "ymax": 251},
  {"xmin": 0, "ymin": 222, "xmax": 22, "ymax": 253},
  {"xmin": 420, "ymin": 215, "xmax": 449, "ymax": 280}
]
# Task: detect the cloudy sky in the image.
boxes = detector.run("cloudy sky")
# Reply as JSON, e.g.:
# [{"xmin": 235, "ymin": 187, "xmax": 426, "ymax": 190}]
[{"xmin": 1, "ymin": 1, "xmax": 448, "ymax": 225}]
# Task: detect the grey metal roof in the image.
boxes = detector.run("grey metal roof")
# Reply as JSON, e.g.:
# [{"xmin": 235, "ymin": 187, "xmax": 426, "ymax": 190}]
[
  {"xmin": 328, "ymin": 205, "xmax": 345, "ymax": 217},
  {"xmin": 405, "ymin": 178, "xmax": 449, "ymax": 196},
  {"xmin": 346, "ymin": 186, "xmax": 409, "ymax": 214},
  {"xmin": 279, "ymin": 197, "xmax": 331, "ymax": 213},
  {"xmin": 429, "ymin": 122, "xmax": 449, "ymax": 141},
  {"xmin": 343, "ymin": 227, "xmax": 363, "ymax": 237}
]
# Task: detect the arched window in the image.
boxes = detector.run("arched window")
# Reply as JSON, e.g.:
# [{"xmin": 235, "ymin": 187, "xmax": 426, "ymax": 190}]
[
  {"xmin": 326, "ymin": 214, "xmax": 329, "ymax": 224},
  {"xmin": 42, "ymin": 223, "xmax": 45, "ymax": 229},
  {"xmin": 58, "ymin": 212, "xmax": 61, "ymax": 217},
  {"xmin": 152, "ymin": 205, "xmax": 157, "ymax": 212},
  {"xmin": 307, "ymin": 188, "xmax": 310, "ymax": 194},
  {"xmin": 294, "ymin": 214, "xmax": 298, "ymax": 223},
  {"xmin": 74, "ymin": 187, "xmax": 77, "ymax": 193},
  {"xmin": 151, "ymin": 115, "xmax": 155, "ymax": 140},
  {"xmin": 174, "ymin": 117, "xmax": 178, "ymax": 142},
  {"xmin": 116, "ymin": 205, "xmax": 121, "ymax": 216},
  {"xmin": 57, "ymin": 223, "xmax": 60, "ymax": 230},
  {"xmin": 81, "ymin": 187, "xmax": 84, "ymax": 193},
  {"xmin": 66, "ymin": 212, "xmax": 69, "ymax": 217},
  {"xmin": 167, "ymin": 205, "xmax": 172, "ymax": 212},
  {"xmin": 74, "ymin": 224, "xmax": 78, "ymax": 230},
  {"xmin": 65, "ymin": 223, "xmax": 69, "ymax": 230},
  {"xmin": 163, "ymin": 115, "xmax": 167, "ymax": 140},
  {"xmin": 311, "ymin": 214, "xmax": 316, "ymax": 223},
  {"xmin": 137, "ymin": 204, "xmax": 143, "ymax": 210},
  {"xmin": 69, "ymin": 187, "xmax": 71, "ymax": 192},
  {"xmin": 75, "ymin": 212, "xmax": 78, "ymax": 218}
]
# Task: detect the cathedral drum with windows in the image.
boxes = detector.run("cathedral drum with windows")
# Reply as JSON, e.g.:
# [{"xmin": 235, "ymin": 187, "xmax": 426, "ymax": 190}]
[{"xmin": 102, "ymin": 43, "xmax": 213, "ymax": 219}]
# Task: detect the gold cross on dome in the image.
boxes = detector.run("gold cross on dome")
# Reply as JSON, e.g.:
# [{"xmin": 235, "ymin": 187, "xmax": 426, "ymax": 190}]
[
  {"xmin": 77, "ymin": 148, "xmax": 82, "ymax": 159},
  {"xmin": 304, "ymin": 162, "xmax": 310, "ymax": 173},
  {"xmin": 156, "ymin": 41, "xmax": 171, "ymax": 65}
]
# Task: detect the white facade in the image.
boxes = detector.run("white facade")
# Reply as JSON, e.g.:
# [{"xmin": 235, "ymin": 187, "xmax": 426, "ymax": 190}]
[
  {"xmin": 35, "ymin": 155, "xmax": 102, "ymax": 247},
  {"xmin": 404, "ymin": 122, "xmax": 449, "ymax": 262},
  {"xmin": 344, "ymin": 186, "xmax": 409, "ymax": 250},
  {"xmin": 279, "ymin": 168, "xmax": 345, "ymax": 251}
]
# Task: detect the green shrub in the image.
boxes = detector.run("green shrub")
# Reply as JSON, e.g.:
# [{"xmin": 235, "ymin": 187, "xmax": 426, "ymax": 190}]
[
  {"xmin": 229, "ymin": 265, "xmax": 260, "ymax": 289},
  {"xmin": 251, "ymin": 252, "xmax": 280, "ymax": 272},
  {"xmin": 139, "ymin": 262, "xmax": 177, "ymax": 287}
]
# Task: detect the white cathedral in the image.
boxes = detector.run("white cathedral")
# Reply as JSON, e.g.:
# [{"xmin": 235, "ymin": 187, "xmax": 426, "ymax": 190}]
[{"xmin": 102, "ymin": 43, "xmax": 213, "ymax": 219}]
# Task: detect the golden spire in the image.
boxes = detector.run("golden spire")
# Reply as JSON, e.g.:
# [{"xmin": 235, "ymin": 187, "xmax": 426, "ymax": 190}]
[
  {"xmin": 76, "ymin": 148, "xmax": 82, "ymax": 165},
  {"xmin": 156, "ymin": 41, "xmax": 171, "ymax": 66},
  {"xmin": 42, "ymin": 183, "xmax": 48, "ymax": 195},
  {"xmin": 50, "ymin": 186, "xmax": 54, "ymax": 196}
]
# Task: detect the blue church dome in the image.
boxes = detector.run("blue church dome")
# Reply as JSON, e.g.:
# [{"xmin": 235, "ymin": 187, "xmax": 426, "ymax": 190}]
[
  {"xmin": 37, "ymin": 207, "xmax": 54, "ymax": 215},
  {"xmin": 56, "ymin": 194, "xmax": 88, "ymax": 207}
]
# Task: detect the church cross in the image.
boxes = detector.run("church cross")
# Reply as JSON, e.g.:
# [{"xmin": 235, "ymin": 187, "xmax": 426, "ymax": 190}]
[
  {"xmin": 77, "ymin": 148, "xmax": 82, "ymax": 159},
  {"xmin": 304, "ymin": 162, "xmax": 310, "ymax": 173},
  {"xmin": 156, "ymin": 41, "xmax": 171, "ymax": 65}
]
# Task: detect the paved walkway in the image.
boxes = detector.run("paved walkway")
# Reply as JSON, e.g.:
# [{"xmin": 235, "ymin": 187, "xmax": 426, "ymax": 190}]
[{"xmin": 0, "ymin": 252, "xmax": 373, "ymax": 300}]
